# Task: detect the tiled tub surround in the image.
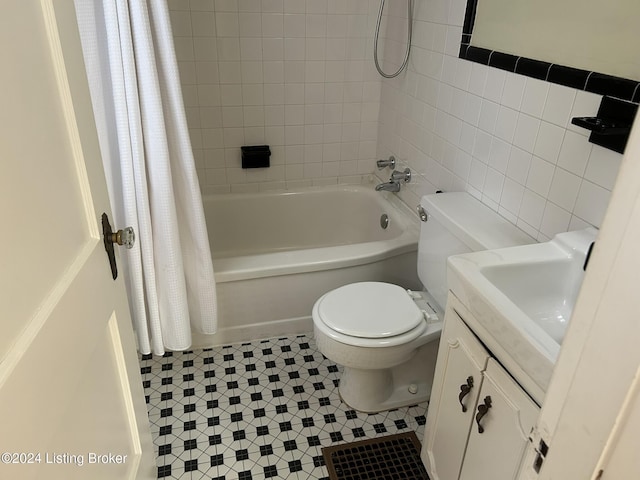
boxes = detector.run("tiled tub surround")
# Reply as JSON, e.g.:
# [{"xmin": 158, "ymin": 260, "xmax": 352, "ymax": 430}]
[
  {"xmin": 141, "ymin": 334, "xmax": 428, "ymax": 479},
  {"xmin": 375, "ymin": 0, "xmax": 624, "ymax": 242},
  {"xmin": 167, "ymin": 0, "xmax": 385, "ymax": 193}
]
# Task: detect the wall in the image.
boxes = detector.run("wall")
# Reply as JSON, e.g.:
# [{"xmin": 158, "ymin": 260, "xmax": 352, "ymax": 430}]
[
  {"xmin": 168, "ymin": 0, "xmax": 383, "ymax": 194},
  {"xmin": 376, "ymin": 0, "xmax": 622, "ymax": 241}
]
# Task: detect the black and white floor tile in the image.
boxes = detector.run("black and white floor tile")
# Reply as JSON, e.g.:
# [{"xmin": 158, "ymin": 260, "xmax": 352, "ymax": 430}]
[{"xmin": 139, "ymin": 334, "xmax": 428, "ymax": 479}]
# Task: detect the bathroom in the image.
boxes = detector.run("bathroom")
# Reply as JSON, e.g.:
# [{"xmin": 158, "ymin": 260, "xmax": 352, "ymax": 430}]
[
  {"xmin": 1, "ymin": 0, "xmax": 640, "ymax": 479},
  {"xmin": 142, "ymin": 0, "xmax": 640, "ymax": 476}
]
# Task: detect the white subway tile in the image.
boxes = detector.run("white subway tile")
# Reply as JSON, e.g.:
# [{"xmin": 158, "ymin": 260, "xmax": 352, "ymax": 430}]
[
  {"xmin": 547, "ymin": 167, "xmax": 581, "ymax": 211},
  {"xmin": 584, "ymin": 145, "xmax": 622, "ymax": 190},
  {"xmin": 171, "ymin": 11, "xmax": 193, "ymax": 36},
  {"xmin": 540, "ymin": 202, "xmax": 571, "ymax": 238},
  {"xmin": 494, "ymin": 106, "xmax": 518, "ymax": 143},
  {"xmin": 262, "ymin": 13, "xmax": 284, "ymax": 37},
  {"xmin": 241, "ymin": 61, "xmax": 263, "ymax": 83},
  {"xmin": 243, "ymin": 106, "xmax": 265, "ymax": 127},
  {"xmin": 262, "ymin": 0, "xmax": 284, "ymax": 14},
  {"xmin": 520, "ymin": 77, "xmax": 549, "ymax": 118},
  {"xmin": 284, "ymin": 13, "xmax": 306, "ymax": 37},
  {"xmin": 306, "ymin": 14, "xmax": 327, "ymax": 37},
  {"xmin": 557, "ymin": 130, "xmax": 592, "ymax": 176},
  {"xmin": 484, "ymin": 67, "xmax": 506, "ymax": 103},
  {"xmin": 501, "ymin": 73, "xmax": 526, "ymax": 110},
  {"xmin": 463, "ymin": 94, "xmax": 482, "ymax": 126},
  {"xmin": 459, "ymin": 123, "xmax": 477, "ymax": 154},
  {"xmin": 512, "ymin": 113, "xmax": 540, "ymax": 153},
  {"xmin": 483, "ymin": 167, "xmax": 505, "ymax": 203},
  {"xmin": 193, "ymin": 37, "xmax": 218, "ymax": 61},
  {"xmin": 216, "ymin": 38, "xmax": 241, "ymax": 61},
  {"xmin": 239, "ymin": 12, "xmax": 262, "ymax": 36},
  {"xmin": 526, "ymin": 156, "xmax": 554, "ymax": 196},
  {"xmin": 488, "ymin": 137, "xmax": 511, "ymax": 174},
  {"xmin": 263, "ymin": 84, "xmax": 284, "ymax": 104},
  {"xmin": 284, "ymin": 83, "xmax": 304, "ymax": 104},
  {"xmin": 215, "ymin": 0, "xmax": 238, "ymax": 12},
  {"xmin": 506, "ymin": 147, "xmax": 532, "ymax": 185},
  {"xmin": 284, "ymin": 0, "xmax": 304, "ymax": 14},
  {"xmin": 472, "ymin": 129, "xmax": 492, "ymax": 164},
  {"xmin": 222, "ymin": 127, "xmax": 245, "ymax": 147},
  {"xmin": 534, "ymin": 121, "xmax": 565, "ymax": 164},
  {"xmin": 453, "ymin": 59, "xmax": 473, "ymax": 91},
  {"xmin": 519, "ymin": 189, "xmax": 546, "ymax": 229},
  {"xmin": 478, "ymin": 99, "xmax": 499, "ymax": 134},
  {"xmin": 215, "ymin": 12, "xmax": 240, "ymax": 37},
  {"xmin": 284, "ymin": 61, "xmax": 305, "ymax": 83},
  {"xmin": 468, "ymin": 62, "xmax": 488, "ymax": 97},
  {"xmin": 222, "ymin": 106, "xmax": 244, "ymax": 127},
  {"xmin": 542, "ymin": 83, "xmax": 576, "ymax": 128},
  {"xmin": 262, "ymin": 38, "xmax": 284, "ymax": 60},
  {"xmin": 239, "ymin": 0, "xmax": 261, "ymax": 12},
  {"xmin": 500, "ymin": 178, "xmax": 525, "ymax": 215}
]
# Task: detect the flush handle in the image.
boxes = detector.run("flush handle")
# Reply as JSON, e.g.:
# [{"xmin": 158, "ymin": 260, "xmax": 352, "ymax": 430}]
[
  {"xmin": 101, "ymin": 213, "xmax": 135, "ymax": 280},
  {"xmin": 475, "ymin": 395, "xmax": 492, "ymax": 433},
  {"xmin": 458, "ymin": 376, "xmax": 474, "ymax": 412}
]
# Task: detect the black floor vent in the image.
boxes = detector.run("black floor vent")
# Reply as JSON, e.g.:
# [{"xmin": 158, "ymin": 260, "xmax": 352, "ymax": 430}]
[{"xmin": 322, "ymin": 431, "xmax": 430, "ymax": 480}]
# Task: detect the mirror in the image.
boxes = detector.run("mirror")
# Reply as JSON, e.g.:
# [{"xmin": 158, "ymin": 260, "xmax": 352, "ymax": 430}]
[{"xmin": 461, "ymin": 0, "xmax": 640, "ymax": 103}]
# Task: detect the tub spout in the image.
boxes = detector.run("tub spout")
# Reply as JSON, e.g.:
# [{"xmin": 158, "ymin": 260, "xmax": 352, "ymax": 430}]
[{"xmin": 375, "ymin": 181, "xmax": 401, "ymax": 192}]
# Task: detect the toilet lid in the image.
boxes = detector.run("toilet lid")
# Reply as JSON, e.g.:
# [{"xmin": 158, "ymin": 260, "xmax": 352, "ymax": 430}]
[{"xmin": 316, "ymin": 282, "xmax": 423, "ymax": 338}]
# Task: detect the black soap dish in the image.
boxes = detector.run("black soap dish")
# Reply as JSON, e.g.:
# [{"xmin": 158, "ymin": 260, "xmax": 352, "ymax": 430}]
[
  {"xmin": 571, "ymin": 96, "xmax": 637, "ymax": 154},
  {"xmin": 241, "ymin": 145, "xmax": 270, "ymax": 169}
]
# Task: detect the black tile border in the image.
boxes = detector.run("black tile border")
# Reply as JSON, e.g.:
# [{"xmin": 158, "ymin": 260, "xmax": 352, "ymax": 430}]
[{"xmin": 460, "ymin": 0, "xmax": 640, "ymax": 102}]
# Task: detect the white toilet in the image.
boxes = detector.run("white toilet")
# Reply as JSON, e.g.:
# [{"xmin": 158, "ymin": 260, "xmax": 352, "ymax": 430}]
[{"xmin": 312, "ymin": 192, "xmax": 534, "ymax": 413}]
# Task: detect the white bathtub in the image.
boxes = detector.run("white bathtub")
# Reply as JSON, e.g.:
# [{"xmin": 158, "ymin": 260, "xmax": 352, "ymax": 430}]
[{"xmin": 191, "ymin": 185, "xmax": 421, "ymax": 348}]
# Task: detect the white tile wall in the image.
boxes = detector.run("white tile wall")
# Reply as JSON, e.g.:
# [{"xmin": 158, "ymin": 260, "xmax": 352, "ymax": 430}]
[
  {"xmin": 169, "ymin": 0, "xmax": 382, "ymax": 193},
  {"xmin": 170, "ymin": 0, "xmax": 622, "ymax": 237},
  {"xmin": 375, "ymin": 0, "xmax": 622, "ymax": 238}
]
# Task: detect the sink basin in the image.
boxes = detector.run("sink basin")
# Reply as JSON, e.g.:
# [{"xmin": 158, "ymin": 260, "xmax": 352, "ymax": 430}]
[
  {"xmin": 447, "ymin": 227, "xmax": 597, "ymax": 401},
  {"xmin": 481, "ymin": 257, "xmax": 583, "ymax": 344}
]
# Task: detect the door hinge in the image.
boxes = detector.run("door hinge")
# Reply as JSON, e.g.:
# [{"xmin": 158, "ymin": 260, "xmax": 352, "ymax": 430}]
[{"xmin": 533, "ymin": 438, "xmax": 549, "ymax": 474}]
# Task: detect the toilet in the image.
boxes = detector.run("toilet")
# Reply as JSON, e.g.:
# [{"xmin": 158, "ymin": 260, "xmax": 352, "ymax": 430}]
[{"xmin": 312, "ymin": 192, "xmax": 534, "ymax": 413}]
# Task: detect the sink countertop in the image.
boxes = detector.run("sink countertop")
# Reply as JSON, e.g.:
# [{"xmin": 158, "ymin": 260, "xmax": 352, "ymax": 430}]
[{"xmin": 446, "ymin": 228, "xmax": 597, "ymax": 404}]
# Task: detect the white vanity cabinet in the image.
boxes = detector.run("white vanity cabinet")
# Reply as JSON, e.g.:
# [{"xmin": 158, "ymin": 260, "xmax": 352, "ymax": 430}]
[{"xmin": 422, "ymin": 298, "xmax": 540, "ymax": 480}]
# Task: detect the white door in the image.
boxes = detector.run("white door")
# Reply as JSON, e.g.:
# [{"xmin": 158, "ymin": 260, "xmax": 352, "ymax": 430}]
[{"xmin": 0, "ymin": 1, "xmax": 155, "ymax": 479}]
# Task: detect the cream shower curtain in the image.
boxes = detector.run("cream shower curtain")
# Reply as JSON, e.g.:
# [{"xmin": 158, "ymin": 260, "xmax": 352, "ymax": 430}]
[{"xmin": 75, "ymin": 0, "xmax": 217, "ymax": 355}]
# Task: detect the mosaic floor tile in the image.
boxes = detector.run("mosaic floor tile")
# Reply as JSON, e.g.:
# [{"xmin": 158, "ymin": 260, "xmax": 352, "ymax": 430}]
[{"xmin": 140, "ymin": 334, "xmax": 428, "ymax": 479}]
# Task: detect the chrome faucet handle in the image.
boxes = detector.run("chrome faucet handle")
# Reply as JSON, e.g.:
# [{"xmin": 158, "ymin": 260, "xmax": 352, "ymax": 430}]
[
  {"xmin": 376, "ymin": 155, "xmax": 396, "ymax": 170},
  {"xmin": 390, "ymin": 168, "xmax": 411, "ymax": 183}
]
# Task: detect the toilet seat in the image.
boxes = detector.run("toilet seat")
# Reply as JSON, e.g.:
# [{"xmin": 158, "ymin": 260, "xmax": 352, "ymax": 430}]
[{"xmin": 313, "ymin": 282, "xmax": 427, "ymax": 347}]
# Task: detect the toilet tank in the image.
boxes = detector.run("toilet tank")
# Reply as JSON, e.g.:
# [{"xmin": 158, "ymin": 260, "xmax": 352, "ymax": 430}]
[{"xmin": 418, "ymin": 192, "xmax": 534, "ymax": 310}]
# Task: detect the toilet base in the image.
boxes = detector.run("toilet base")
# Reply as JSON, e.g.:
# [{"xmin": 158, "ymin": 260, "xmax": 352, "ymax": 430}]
[{"xmin": 337, "ymin": 340, "xmax": 439, "ymax": 413}]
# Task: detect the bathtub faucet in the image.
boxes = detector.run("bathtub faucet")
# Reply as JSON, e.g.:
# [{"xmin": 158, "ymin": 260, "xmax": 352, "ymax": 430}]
[
  {"xmin": 375, "ymin": 168, "xmax": 411, "ymax": 193},
  {"xmin": 375, "ymin": 181, "xmax": 401, "ymax": 192}
]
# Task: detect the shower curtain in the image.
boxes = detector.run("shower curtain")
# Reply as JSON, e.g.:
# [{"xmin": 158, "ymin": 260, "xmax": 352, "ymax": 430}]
[{"xmin": 75, "ymin": 0, "xmax": 217, "ymax": 355}]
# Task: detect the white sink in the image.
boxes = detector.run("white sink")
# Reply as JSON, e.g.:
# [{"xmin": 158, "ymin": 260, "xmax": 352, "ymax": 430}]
[
  {"xmin": 447, "ymin": 227, "xmax": 597, "ymax": 401},
  {"xmin": 480, "ymin": 256, "xmax": 584, "ymax": 344}
]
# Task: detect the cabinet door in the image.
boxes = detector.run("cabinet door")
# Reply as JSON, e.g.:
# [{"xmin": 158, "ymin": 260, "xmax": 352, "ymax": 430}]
[
  {"xmin": 423, "ymin": 308, "xmax": 491, "ymax": 480},
  {"xmin": 459, "ymin": 359, "xmax": 540, "ymax": 480}
]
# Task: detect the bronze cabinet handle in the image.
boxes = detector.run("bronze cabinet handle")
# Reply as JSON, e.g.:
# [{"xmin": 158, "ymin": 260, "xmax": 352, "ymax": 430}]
[
  {"xmin": 458, "ymin": 376, "xmax": 474, "ymax": 412},
  {"xmin": 475, "ymin": 396, "xmax": 492, "ymax": 433}
]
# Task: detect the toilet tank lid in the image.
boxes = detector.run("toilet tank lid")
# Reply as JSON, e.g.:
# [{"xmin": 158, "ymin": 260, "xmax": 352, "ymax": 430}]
[{"xmin": 421, "ymin": 192, "xmax": 535, "ymax": 250}]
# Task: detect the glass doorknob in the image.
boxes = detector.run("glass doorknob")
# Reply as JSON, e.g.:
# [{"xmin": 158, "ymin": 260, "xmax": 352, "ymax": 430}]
[
  {"xmin": 101, "ymin": 213, "xmax": 135, "ymax": 280},
  {"xmin": 110, "ymin": 226, "xmax": 135, "ymax": 249}
]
